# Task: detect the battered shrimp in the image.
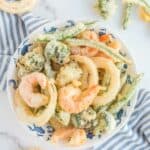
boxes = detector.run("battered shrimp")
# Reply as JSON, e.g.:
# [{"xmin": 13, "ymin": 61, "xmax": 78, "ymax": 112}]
[
  {"xmin": 58, "ymin": 84, "xmax": 100, "ymax": 113},
  {"xmin": 15, "ymin": 79, "xmax": 57, "ymax": 126},
  {"xmin": 92, "ymin": 57, "xmax": 120, "ymax": 107},
  {"xmin": 78, "ymin": 30, "xmax": 99, "ymax": 41},
  {"xmin": 18, "ymin": 72, "xmax": 48, "ymax": 108},
  {"xmin": 71, "ymin": 30, "xmax": 99, "ymax": 56},
  {"xmin": 51, "ymin": 127, "xmax": 86, "ymax": 146}
]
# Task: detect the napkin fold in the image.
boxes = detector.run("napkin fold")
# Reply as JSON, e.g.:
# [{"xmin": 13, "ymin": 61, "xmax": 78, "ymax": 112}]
[
  {"xmin": 0, "ymin": 10, "xmax": 150, "ymax": 150},
  {"xmin": 0, "ymin": 11, "xmax": 49, "ymax": 91},
  {"xmin": 95, "ymin": 89, "xmax": 150, "ymax": 150}
]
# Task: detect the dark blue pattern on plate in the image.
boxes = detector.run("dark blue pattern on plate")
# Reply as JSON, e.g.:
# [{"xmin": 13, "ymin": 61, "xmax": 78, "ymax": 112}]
[
  {"xmin": 8, "ymin": 79, "xmax": 18, "ymax": 89},
  {"xmin": 65, "ymin": 20, "xmax": 75, "ymax": 28},
  {"xmin": 21, "ymin": 44, "xmax": 32, "ymax": 55},
  {"xmin": 116, "ymin": 109, "xmax": 124, "ymax": 120},
  {"xmin": 28, "ymin": 124, "xmax": 54, "ymax": 140},
  {"xmin": 87, "ymin": 132, "xmax": 94, "ymax": 139},
  {"xmin": 28, "ymin": 124, "xmax": 45, "ymax": 134},
  {"xmin": 44, "ymin": 26, "xmax": 57, "ymax": 33},
  {"xmin": 99, "ymin": 28, "xmax": 106, "ymax": 36}
]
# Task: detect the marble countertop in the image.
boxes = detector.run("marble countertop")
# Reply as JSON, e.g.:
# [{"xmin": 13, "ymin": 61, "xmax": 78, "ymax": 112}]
[{"xmin": 0, "ymin": 0, "xmax": 150, "ymax": 149}]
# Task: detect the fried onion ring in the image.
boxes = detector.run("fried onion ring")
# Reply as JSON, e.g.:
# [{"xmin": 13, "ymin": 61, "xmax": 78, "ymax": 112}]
[{"xmin": 0, "ymin": 0, "xmax": 36, "ymax": 14}]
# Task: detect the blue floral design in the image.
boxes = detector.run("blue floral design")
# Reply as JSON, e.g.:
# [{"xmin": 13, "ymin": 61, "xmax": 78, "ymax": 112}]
[
  {"xmin": 21, "ymin": 44, "xmax": 32, "ymax": 55},
  {"xmin": 44, "ymin": 26, "xmax": 57, "ymax": 33},
  {"xmin": 87, "ymin": 132, "xmax": 94, "ymax": 139},
  {"xmin": 65, "ymin": 20, "xmax": 75, "ymax": 28},
  {"xmin": 8, "ymin": 79, "xmax": 18, "ymax": 89},
  {"xmin": 28, "ymin": 124, "xmax": 45, "ymax": 133},
  {"xmin": 28, "ymin": 124, "xmax": 45, "ymax": 136},
  {"xmin": 99, "ymin": 28, "xmax": 106, "ymax": 36},
  {"xmin": 28, "ymin": 124, "xmax": 54, "ymax": 140}
]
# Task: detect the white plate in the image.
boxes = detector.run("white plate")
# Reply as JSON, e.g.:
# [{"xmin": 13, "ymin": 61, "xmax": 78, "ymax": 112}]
[{"xmin": 7, "ymin": 20, "xmax": 137, "ymax": 150}]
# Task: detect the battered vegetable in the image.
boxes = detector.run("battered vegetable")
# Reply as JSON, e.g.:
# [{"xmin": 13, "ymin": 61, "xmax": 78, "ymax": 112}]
[
  {"xmin": 18, "ymin": 51, "xmax": 45, "ymax": 72},
  {"xmin": 122, "ymin": 2, "xmax": 133, "ymax": 29},
  {"xmin": 71, "ymin": 107, "xmax": 98, "ymax": 129},
  {"xmin": 55, "ymin": 109, "xmax": 71, "ymax": 126},
  {"xmin": 95, "ymin": 0, "xmax": 117, "ymax": 19},
  {"xmin": 35, "ymin": 23, "xmax": 87, "ymax": 42},
  {"xmin": 56, "ymin": 61, "xmax": 83, "ymax": 86},
  {"xmin": 17, "ymin": 51, "xmax": 45, "ymax": 78},
  {"xmin": 125, "ymin": 0, "xmax": 150, "ymax": 12},
  {"xmin": 44, "ymin": 40, "xmax": 70, "ymax": 64},
  {"xmin": 93, "ymin": 111, "xmax": 116, "ymax": 135},
  {"xmin": 108, "ymin": 74, "xmax": 143, "ymax": 115}
]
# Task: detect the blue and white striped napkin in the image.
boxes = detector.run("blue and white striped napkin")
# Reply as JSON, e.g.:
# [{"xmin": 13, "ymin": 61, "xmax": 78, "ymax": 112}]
[
  {"xmin": 0, "ymin": 10, "xmax": 150, "ymax": 150},
  {"xmin": 0, "ymin": 11, "xmax": 49, "ymax": 91}
]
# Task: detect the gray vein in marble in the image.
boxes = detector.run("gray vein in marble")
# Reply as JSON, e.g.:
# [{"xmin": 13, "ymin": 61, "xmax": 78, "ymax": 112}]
[
  {"xmin": 0, "ymin": 132, "xmax": 24, "ymax": 150},
  {"xmin": 33, "ymin": 0, "xmax": 57, "ymax": 20}
]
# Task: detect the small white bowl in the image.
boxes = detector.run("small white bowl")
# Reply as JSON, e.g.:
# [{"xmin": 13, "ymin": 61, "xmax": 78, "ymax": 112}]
[{"xmin": 7, "ymin": 20, "xmax": 137, "ymax": 150}]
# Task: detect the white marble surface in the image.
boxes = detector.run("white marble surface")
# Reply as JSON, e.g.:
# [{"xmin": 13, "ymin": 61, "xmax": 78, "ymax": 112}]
[{"xmin": 0, "ymin": 0, "xmax": 150, "ymax": 149}]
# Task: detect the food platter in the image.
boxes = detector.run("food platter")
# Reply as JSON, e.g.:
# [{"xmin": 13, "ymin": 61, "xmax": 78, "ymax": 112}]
[{"xmin": 7, "ymin": 20, "xmax": 140, "ymax": 149}]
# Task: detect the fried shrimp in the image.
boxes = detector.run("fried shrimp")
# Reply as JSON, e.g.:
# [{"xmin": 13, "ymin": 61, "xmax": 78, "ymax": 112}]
[
  {"xmin": 18, "ymin": 72, "xmax": 48, "ymax": 108},
  {"xmin": 58, "ymin": 84, "xmax": 100, "ymax": 113},
  {"xmin": 15, "ymin": 80, "xmax": 57, "ymax": 126},
  {"xmin": 71, "ymin": 30, "xmax": 99, "ymax": 56},
  {"xmin": 78, "ymin": 30, "xmax": 99, "ymax": 41},
  {"xmin": 51, "ymin": 127, "xmax": 86, "ymax": 146},
  {"xmin": 92, "ymin": 57, "xmax": 120, "ymax": 107}
]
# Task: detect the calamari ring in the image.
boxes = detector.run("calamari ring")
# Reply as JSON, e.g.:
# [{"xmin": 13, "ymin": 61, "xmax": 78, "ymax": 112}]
[
  {"xmin": 92, "ymin": 57, "xmax": 120, "ymax": 106},
  {"xmin": 71, "ymin": 55, "xmax": 99, "ymax": 86},
  {"xmin": 14, "ymin": 80, "xmax": 57, "ymax": 126},
  {"xmin": 0, "ymin": 0, "xmax": 36, "ymax": 14}
]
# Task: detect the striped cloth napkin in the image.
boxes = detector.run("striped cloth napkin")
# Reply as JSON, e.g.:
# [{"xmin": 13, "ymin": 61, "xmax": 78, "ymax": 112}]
[{"xmin": 0, "ymin": 11, "xmax": 150, "ymax": 150}]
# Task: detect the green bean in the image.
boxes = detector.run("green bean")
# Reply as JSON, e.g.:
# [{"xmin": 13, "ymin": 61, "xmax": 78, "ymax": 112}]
[
  {"xmin": 120, "ymin": 73, "xmax": 128, "ymax": 88},
  {"xmin": 108, "ymin": 74, "xmax": 143, "ymax": 114},
  {"xmin": 36, "ymin": 22, "xmax": 98, "ymax": 42},
  {"xmin": 66, "ymin": 38, "xmax": 131, "ymax": 64},
  {"xmin": 83, "ymin": 21, "xmax": 98, "ymax": 29},
  {"xmin": 35, "ymin": 22, "xmax": 97, "ymax": 42},
  {"xmin": 122, "ymin": 2, "xmax": 133, "ymax": 30},
  {"xmin": 125, "ymin": 0, "xmax": 150, "ymax": 12}
]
